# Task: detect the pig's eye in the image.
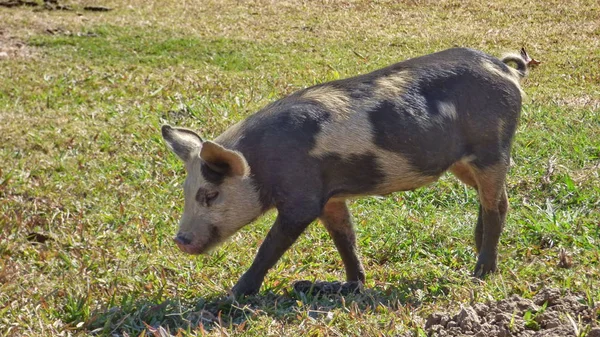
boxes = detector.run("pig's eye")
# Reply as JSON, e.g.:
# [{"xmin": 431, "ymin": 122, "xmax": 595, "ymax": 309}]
[
  {"xmin": 196, "ymin": 188, "xmax": 219, "ymax": 207},
  {"xmin": 205, "ymin": 190, "xmax": 219, "ymax": 206}
]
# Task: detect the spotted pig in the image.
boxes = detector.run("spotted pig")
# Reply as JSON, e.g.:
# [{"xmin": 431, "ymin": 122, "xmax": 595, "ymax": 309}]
[{"xmin": 161, "ymin": 47, "xmax": 531, "ymax": 296}]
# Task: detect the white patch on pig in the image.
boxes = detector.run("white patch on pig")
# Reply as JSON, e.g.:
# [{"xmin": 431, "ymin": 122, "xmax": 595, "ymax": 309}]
[
  {"xmin": 426, "ymin": 100, "xmax": 457, "ymax": 129},
  {"xmin": 481, "ymin": 60, "xmax": 524, "ymax": 97},
  {"xmin": 374, "ymin": 72, "xmax": 412, "ymax": 100},
  {"xmin": 309, "ymin": 104, "xmax": 373, "ymax": 158},
  {"xmin": 301, "ymin": 85, "xmax": 352, "ymax": 119},
  {"xmin": 309, "ymin": 71, "xmax": 414, "ymax": 158},
  {"xmin": 308, "ymin": 90, "xmax": 436, "ymax": 198},
  {"xmin": 438, "ymin": 101, "xmax": 457, "ymax": 120},
  {"xmin": 373, "ymin": 151, "xmax": 441, "ymax": 195}
]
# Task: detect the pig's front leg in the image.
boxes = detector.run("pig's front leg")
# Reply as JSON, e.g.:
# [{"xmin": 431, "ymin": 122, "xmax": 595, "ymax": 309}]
[
  {"xmin": 231, "ymin": 208, "xmax": 318, "ymax": 297},
  {"xmin": 319, "ymin": 200, "xmax": 365, "ymax": 283}
]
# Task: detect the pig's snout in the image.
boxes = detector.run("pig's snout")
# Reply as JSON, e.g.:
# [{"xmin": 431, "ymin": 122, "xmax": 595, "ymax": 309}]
[
  {"xmin": 173, "ymin": 233, "xmax": 205, "ymax": 255},
  {"xmin": 173, "ymin": 234, "xmax": 192, "ymax": 246}
]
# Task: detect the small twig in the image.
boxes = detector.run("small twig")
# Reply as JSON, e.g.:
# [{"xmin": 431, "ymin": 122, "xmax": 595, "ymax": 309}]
[{"xmin": 352, "ymin": 50, "xmax": 367, "ymax": 60}]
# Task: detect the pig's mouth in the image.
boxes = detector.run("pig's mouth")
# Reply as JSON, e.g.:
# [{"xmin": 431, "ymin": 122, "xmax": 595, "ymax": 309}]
[
  {"xmin": 174, "ymin": 239, "xmax": 206, "ymax": 255},
  {"xmin": 174, "ymin": 225, "xmax": 221, "ymax": 255}
]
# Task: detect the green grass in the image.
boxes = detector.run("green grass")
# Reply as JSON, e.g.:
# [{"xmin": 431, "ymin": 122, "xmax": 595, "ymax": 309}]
[{"xmin": 1, "ymin": 0, "xmax": 599, "ymax": 336}]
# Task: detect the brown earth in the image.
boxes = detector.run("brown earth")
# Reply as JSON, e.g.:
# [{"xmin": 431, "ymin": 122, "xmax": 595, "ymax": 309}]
[
  {"xmin": 0, "ymin": 31, "xmax": 34, "ymax": 59},
  {"xmin": 420, "ymin": 288, "xmax": 599, "ymax": 337},
  {"xmin": 292, "ymin": 282, "xmax": 599, "ymax": 336}
]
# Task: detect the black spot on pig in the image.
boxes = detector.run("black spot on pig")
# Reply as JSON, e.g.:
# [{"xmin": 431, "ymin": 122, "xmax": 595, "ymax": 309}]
[
  {"xmin": 369, "ymin": 99, "xmax": 463, "ymax": 176},
  {"xmin": 209, "ymin": 224, "xmax": 220, "ymax": 243},
  {"xmin": 321, "ymin": 152, "xmax": 385, "ymax": 197},
  {"xmin": 227, "ymin": 102, "xmax": 333, "ymax": 210},
  {"xmin": 235, "ymin": 101, "xmax": 331, "ymax": 150}
]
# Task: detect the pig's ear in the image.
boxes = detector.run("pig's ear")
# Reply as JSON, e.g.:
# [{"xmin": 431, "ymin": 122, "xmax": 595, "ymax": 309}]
[
  {"xmin": 161, "ymin": 125, "xmax": 203, "ymax": 162},
  {"xmin": 200, "ymin": 141, "xmax": 250, "ymax": 177}
]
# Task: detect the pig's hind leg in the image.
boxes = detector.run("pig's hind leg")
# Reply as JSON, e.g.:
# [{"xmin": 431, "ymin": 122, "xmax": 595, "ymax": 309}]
[
  {"xmin": 450, "ymin": 158, "xmax": 509, "ymax": 278},
  {"xmin": 471, "ymin": 162, "xmax": 509, "ymax": 278},
  {"xmin": 319, "ymin": 200, "xmax": 366, "ymax": 283}
]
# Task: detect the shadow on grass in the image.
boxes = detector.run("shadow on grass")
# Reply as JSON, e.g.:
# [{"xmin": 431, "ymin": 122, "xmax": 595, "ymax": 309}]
[{"xmin": 83, "ymin": 277, "xmax": 453, "ymax": 336}]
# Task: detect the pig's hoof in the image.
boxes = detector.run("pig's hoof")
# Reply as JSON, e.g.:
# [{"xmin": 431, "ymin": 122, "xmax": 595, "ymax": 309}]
[
  {"xmin": 231, "ymin": 281, "xmax": 260, "ymax": 298},
  {"xmin": 473, "ymin": 259, "xmax": 497, "ymax": 279}
]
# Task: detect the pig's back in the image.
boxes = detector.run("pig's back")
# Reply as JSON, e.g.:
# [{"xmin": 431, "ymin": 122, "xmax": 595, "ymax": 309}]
[{"xmin": 218, "ymin": 48, "xmax": 522, "ymax": 199}]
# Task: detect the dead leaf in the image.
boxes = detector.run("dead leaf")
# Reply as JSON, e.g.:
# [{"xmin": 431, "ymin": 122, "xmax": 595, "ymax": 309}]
[
  {"xmin": 558, "ymin": 248, "xmax": 573, "ymax": 269},
  {"xmin": 143, "ymin": 322, "xmax": 172, "ymax": 337},
  {"xmin": 542, "ymin": 156, "xmax": 556, "ymax": 185},
  {"xmin": 521, "ymin": 47, "xmax": 541, "ymax": 67}
]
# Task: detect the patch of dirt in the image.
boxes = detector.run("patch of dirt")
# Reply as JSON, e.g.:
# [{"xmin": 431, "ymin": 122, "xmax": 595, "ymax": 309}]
[
  {"xmin": 0, "ymin": 30, "xmax": 35, "ymax": 59},
  {"xmin": 553, "ymin": 95, "xmax": 600, "ymax": 111},
  {"xmin": 417, "ymin": 288, "xmax": 599, "ymax": 337},
  {"xmin": 291, "ymin": 282, "xmax": 599, "ymax": 336}
]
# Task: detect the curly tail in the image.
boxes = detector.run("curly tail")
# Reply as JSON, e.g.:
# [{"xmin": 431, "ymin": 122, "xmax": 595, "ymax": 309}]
[{"xmin": 501, "ymin": 48, "xmax": 532, "ymax": 79}]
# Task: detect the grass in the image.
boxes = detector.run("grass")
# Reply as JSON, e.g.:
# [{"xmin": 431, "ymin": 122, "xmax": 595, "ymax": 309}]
[{"xmin": 1, "ymin": 0, "xmax": 599, "ymax": 336}]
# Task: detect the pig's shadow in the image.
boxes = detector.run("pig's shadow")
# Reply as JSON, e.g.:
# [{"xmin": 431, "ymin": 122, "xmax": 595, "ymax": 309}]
[{"xmin": 84, "ymin": 278, "xmax": 451, "ymax": 335}]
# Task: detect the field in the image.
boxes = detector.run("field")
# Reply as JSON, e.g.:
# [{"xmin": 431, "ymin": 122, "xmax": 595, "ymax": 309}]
[{"xmin": 1, "ymin": 0, "xmax": 599, "ymax": 336}]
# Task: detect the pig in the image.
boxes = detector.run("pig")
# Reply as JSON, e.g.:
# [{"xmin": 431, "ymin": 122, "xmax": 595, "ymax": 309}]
[{"xmin": 161, "ymin": 47, "xmax": 531, "ymax": 296}]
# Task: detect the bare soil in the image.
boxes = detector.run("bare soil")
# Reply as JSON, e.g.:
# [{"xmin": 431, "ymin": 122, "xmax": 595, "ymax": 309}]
[
  {"xmin": 0, "ymin": 31, "xmax": 34, "ymax": 59},
  {"xmin": 292, "ymin": 282, "xmax": 599, "ymax": 336},
  {"xmin": 420, "ymin": 288, "xmax": 599, "ymax": 337}
]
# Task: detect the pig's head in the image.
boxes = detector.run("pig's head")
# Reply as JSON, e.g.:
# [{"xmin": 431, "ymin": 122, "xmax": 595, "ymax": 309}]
[{"xmin": 161, "ymin": 125, "xmax": 262, "ymax": 255}]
